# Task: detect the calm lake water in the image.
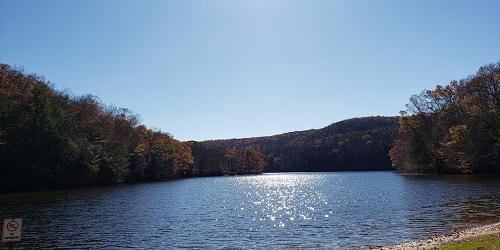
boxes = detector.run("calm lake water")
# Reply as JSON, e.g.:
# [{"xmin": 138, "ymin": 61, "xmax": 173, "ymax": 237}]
[{"xmin": 1, "ymin": 172, "xmax": 499, "ymax": 249}]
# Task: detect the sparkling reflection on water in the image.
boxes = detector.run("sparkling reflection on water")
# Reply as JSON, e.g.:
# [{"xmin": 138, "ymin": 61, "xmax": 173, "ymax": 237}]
[{"xmin": 0, "ymin": 172, "xmax": 499, "ymax": 249}]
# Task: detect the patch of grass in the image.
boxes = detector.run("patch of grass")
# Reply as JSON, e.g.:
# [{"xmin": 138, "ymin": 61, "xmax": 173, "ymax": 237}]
[{"xmin": 440, "ymin": 233, "xmax": 500, "ymax": 250}]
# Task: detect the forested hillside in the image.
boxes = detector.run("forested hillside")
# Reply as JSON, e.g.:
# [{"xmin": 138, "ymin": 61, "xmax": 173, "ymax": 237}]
[
  {"xmin": 188, "ymin": 142, "xmax": 267, "ymax": 176},
  {"xmin": 390, "ymin": 63, "xmax": 500, "ymax": 174},
  {"xmin": 204, "ymin": 116, "xmax": 399, "ymax": 172},
  {"xmin": 6, "ymin": 61, "xmax": 495, "ymax": 192},
  {"xmin": 0, "ymin": 64, "xmax": 266, "ymax": 192}
]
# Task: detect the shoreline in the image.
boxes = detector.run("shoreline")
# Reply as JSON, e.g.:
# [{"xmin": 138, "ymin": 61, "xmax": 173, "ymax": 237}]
[{"xmin": 379, "ymin": 221, "xmax": 500, "ymax": 249}]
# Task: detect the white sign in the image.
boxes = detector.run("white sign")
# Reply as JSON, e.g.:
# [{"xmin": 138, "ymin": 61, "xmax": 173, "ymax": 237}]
[{"xmin": 2, "ymin": 218, "xmax": 22, "ymax": 242}]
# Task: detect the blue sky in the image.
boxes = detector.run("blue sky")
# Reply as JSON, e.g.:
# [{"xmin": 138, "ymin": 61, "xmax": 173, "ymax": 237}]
[{"xmin": 1, "ymin": 0, "xmax": 499, "ymax": 141}]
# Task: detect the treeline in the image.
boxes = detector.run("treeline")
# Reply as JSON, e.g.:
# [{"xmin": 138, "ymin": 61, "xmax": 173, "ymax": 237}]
[
  {"xmin": 188, "ymin": 142, "xmax": 266, "ymax": 176},
  {"xmin": 8, "ymin": 61, "xmax": 493, "ymax": 191},
  {"xmin": 390, "ymin": 63, "xmax": 500, "ymax": 174},
  {"xmin": 0, "ymin": 64, "xmax": 266, "ymax": 192},
  {"xmin": 205, "ymin": 116, "xmax": 399, "ymax": 172}
]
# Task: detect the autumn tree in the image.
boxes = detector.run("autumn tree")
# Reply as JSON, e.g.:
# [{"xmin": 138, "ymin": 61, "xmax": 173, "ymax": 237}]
[{"xmin": 390, "ymin": 63, "xmax": 500, "ymax": 174}]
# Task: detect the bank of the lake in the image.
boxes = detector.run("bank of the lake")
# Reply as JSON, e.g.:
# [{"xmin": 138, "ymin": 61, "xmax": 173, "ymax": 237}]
[{"xmin": 381, "ymin": 222, "xmax": 500, "ymax": 250}]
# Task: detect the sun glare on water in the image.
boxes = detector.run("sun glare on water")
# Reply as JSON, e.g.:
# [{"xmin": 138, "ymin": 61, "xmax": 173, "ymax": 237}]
[{"xmin": 233, "ymin": 173, "xmax": 334, "ymax": 228}]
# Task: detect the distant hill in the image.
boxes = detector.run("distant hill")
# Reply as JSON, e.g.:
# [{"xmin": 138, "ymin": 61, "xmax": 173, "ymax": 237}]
[{"xmin": 204, "ymin": 116, "xmax": 400, "ymax": 172}]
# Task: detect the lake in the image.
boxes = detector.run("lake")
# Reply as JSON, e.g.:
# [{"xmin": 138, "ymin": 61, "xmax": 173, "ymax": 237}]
[{"xmin": 1, "ymin": 172, "xmax": 499, "ymax": 249}]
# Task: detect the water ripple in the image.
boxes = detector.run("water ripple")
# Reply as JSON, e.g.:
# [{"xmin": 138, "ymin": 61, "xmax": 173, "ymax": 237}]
[{"xmin": 0, "ymin": 172, "xmax": 499, "ymax": 249}]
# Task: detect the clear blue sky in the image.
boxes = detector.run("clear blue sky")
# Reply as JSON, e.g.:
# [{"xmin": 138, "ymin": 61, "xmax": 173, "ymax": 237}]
[{"xmin": 1, "ymin": 0, "xmax": 499, "ymax": 141}]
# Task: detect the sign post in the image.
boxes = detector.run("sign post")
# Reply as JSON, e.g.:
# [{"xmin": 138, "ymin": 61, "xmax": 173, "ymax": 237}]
[{"xmin": 2, "ymin": 218, "xmax": 22, "ymax": 249}]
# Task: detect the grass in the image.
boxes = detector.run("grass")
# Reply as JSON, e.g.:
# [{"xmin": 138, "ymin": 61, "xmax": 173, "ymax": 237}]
[{"xmin": 440, "ymin": 233, "xmax": 500, "ymax": 250}]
